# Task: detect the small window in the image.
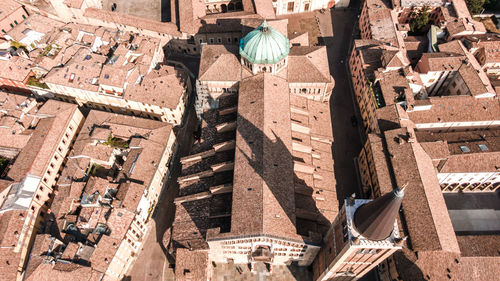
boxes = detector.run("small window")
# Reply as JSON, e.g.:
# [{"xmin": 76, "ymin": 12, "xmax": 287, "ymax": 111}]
[
  {"xmin": 217, "ymin": 38, "xmax": 222, "ymax": 43},
  {"xmin": 199, "ymin": 38, "xmax": 203, "ymax": 44},
  {"xmin": 459, "ymin": 146, "xmax": 470, "ymax": 153},
  {"xmin": 22, "ymin": 15, "xmax": 26, "ymax": 19},
  {"xmin": 227, "ymin": 37, "xmax": 231, "ymax": 43},
  {"xmin": 209, "ymin": 38, "xmax": 214, "ymax": 44},
  {"xmin": 478, "ymin": 144, "xmax": 488, "ymax": 151},
  {"xmin": 10, "ymin": 24, "xmax": 14, "ymax": 28},
  {"xmin": 14, "ymin": 20, "xmax": 18, "ymax": 25}
]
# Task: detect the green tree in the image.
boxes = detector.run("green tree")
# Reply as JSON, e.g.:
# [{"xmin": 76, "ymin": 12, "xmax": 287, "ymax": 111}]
[
  {"xmin": 466, "ymin": 0, "xmax": 486, "ymax": 14},
  {"xmin": 410, "ymin": 7, "xmax": 431, "ymax": 35},
  {"xmin": 104, "ymin": 132, "xmax": 129, "ymax": 148},
  {"xmin": 0, "ymin": 157, "xmax": 8, "ymax": 175},
  {"xmin": 485, "ymin": 0, "xmax": 500, "ymax": 10}
]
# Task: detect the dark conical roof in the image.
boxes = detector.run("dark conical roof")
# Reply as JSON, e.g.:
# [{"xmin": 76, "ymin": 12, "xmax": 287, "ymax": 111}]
[{"xmin": 353, "ymin": 187, "xmax": 405, "ymax": 241}]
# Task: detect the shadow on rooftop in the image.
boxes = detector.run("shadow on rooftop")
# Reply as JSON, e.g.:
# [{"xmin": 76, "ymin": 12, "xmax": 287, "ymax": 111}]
[
  {"xmin": 392, "ymin": 251, "xmax": 426, "ymax": 281},
  {"xmin": 168, "ymin": 93, "xmax": 332, "ymax": 280},
  {"xmin": 236, "ymin": 113, "xmax": 332, "ymax": 239}
]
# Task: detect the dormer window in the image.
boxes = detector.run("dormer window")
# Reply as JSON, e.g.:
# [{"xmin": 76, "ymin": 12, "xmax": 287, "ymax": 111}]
[
  {"xmin": 478, "ymin": 144, "xmax": 488, "ymax": 151},
  {"xmin": 459, "ymin": 145, "xmax": 470, "ymax": 153}
]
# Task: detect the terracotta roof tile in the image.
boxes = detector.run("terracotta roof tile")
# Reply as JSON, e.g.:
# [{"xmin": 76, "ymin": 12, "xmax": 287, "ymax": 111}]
[
  {"xmin": 407, "ymin": 96, "xmax": 500, "ymax": 124},
  {"xmin": 363, "ymin": 0, "xmax": 399, "ymax": 47},
  {"xmin": 83, "ymin": 8, "xmax": 180, "ymax": 36},
  {"xmin": 64, "ymin": 0, "xmax": 84, "ymax": 9},
  {"xmin": 199, "ymin": 45, "xmax": 241, "ymax": 82},
  {"xmin": 288, "ymin": 46, "xmax": 332, "ymax": 83},
  {"xmin": 231, "ymin": 73, "xmax": 297, "ymax": 238},
  {"xmin": 384, "ymin": 128, "xmax": 460, "ymax": 252},
  {"xmin": 44, "ymin": 48, "xmax": 106, "ymax": 92},
  {"xmin": 125, "ymin": 65, "xmax": 189, "ymax": 109},
  {"xmin": 0, "ymin": 56, "xmax": 33, "ymax": 83},
  {"xmin": 175, "ymin": 248, "xmax": 209, "ymax": 281},
  {"xmin": 439, "ymin": 152, "xmax": 500, "ymax": 173}
]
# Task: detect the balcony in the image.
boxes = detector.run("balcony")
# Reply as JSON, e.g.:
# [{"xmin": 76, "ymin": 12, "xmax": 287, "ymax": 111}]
[{"xmin": 368, "ymin": 80, "xmax": 385, "ymax": 108}]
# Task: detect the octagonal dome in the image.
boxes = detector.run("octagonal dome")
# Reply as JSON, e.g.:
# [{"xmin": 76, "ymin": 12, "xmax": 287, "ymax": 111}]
[{"xmin": 239, "ymin": 21, "xmax": 290, "ymax": 65}]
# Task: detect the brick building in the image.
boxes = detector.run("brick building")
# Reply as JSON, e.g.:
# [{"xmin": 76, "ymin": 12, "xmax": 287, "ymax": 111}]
[
  {"xmin": 0, "ymin": 95, "xmax": 84, "ymax": 281},
  {"xmin": 170, "ymin": 19, "xmax": 337, "ymax": 280},
  {"xmin": 0, "ymin": 0, "xmax": 29, "ymax": 34},
  {"xmin": 22, "ymin": 110, "xmax": 178, "ymax": 281}
]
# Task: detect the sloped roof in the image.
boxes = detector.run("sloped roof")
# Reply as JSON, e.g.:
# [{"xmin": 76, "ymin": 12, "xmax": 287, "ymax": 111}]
[
  {"xmin": 198, "ymin": 45, "xmax": 241, "ymax": 81},
  {"xmin": 288, "ymin": 46, "xmax": 332, "ymax": 83},
  {"xmin": 438, "ymin": 152, "xmax": 500, "ymax": 173},
  {"xmin": 125, "ymin": 65, "xmax": 189, "ymax": 108},
  {"xmin": 381, "ymin": 50, "xmax": 405, "ymax": 68},
  {"xmin": 231, "ymin": 73, "xmax": 298, "ymax": 239},
  {"xmin": 354, "ymin": 187, "xmax": 404, "ymax": 241}
]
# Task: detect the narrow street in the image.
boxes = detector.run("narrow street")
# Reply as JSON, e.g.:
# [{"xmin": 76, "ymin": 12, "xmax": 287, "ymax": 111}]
[
  {"xmin": 317, "ymin": 4, "xmax": 364, "ymax": 203},
  {"xmin": 317, "ymin": 5, "xmax": 377, "ymax": 281}
]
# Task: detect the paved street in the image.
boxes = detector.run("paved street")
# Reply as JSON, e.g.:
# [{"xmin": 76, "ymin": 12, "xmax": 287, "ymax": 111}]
[
  {"xmin": 317, "ymin": 5, "xmax": 378, "ymax": 281},
  {"xmin": 317, "ymin": 5, "xmax": 364, "ymax": 203}
]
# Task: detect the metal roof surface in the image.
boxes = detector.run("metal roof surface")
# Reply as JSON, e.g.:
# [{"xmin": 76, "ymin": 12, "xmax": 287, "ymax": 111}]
[{"xmin": 239, "ymin": 21, "xmax": 290, "ymax": 65}]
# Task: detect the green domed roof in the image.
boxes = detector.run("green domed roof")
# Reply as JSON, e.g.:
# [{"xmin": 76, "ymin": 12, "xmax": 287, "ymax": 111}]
[{"xmin": 239, "ymin": 21, "xmax": 290, "ymax": 65}]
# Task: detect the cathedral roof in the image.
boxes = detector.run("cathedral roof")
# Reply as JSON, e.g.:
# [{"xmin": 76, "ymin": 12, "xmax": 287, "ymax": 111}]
[{"xmin": 239, "ymin": 21, "xmax": 289, "ymax": 65}]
